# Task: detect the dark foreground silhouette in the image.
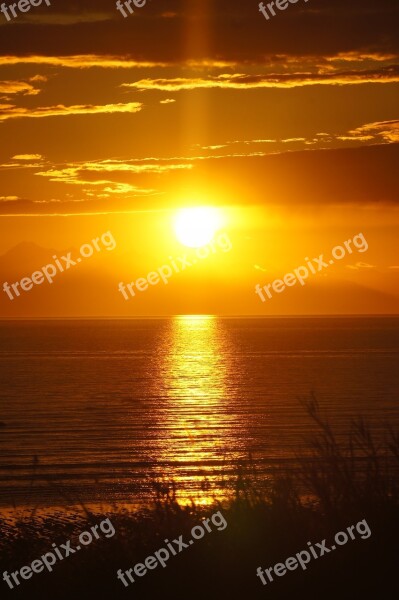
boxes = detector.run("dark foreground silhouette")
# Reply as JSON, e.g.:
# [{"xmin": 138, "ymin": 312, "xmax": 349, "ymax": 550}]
[{"xmin": 1, "ymin": 399, "xmax": 398, "ymax": 600}]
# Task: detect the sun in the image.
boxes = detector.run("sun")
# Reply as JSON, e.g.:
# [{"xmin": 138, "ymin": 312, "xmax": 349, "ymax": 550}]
[{"xmin": 174, "ymin": 207, "xmax": 221, "ymax": 248}]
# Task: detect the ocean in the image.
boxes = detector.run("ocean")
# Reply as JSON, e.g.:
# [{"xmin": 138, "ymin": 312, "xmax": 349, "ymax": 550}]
[{"xmin": 0, "ymin": 316, "xmax": 398, "ymax": 511}]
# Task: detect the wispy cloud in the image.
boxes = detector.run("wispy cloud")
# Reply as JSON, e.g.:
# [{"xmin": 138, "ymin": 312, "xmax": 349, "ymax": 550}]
[
  {"xmin": 37, "ymin": 159, "xmax": 193, "ymax": 178},
  {"xmin": 0, "ymin": 101, "xmax": 143, "ymax": 121},
  {"xmin": 0, "ymin": 55, "xmax": 240, "ymax": 70},
  {"xmin": 0, "ymin": 79, "xmax": 44, "ymax": 97},
  {"xmin": 35, "ymin": 159, "xmax": 193, "ymax": 197},
  {"xmin": 346, "ymin": 262, "xmax": 376, "ymax": 270},
  {"xmin": 0, "ymin": 55, "xmax": 168, "ymax": 69},
  {"xmin": 0, "ymin": 51, "xmax": 396, "ymax": 69},
  {"xmin": 12, "ymin": 154, "xmax": 43, "ymax": 161},
  {"xmin": 344, "ymin": 120, "xmax": 399, "ymax": 143},
  {"xmin": 122, "ymin": 67, "xmax": 399, "ymax": 91}
]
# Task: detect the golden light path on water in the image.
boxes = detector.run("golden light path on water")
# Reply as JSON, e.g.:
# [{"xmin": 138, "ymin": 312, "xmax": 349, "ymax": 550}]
[{"xmin": 151, "ymin": 315, "xmax": 245, "ymax": 505}]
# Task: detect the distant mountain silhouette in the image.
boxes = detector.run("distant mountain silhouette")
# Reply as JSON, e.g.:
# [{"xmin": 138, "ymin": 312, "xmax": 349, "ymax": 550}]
[{"xmin": 0, "ymin": 242, "xmax": 76, "ymax": 277}]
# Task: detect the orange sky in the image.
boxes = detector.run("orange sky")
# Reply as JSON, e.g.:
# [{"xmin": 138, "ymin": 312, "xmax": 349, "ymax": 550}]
[{"xmin": 0, "ymin": 0, "xmax": 398, "ymax": 316}]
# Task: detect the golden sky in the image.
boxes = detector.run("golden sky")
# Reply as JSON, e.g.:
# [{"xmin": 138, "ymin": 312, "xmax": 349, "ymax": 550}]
[{"xmin": 0, "ymin": 0, "xmax": 398, "ymax": 316}]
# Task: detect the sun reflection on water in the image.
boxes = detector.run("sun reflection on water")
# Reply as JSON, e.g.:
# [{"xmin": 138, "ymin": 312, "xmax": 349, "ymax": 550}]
[{"xmin": 152, "ymin": 315, "xmax": 243, "ymax": 505}]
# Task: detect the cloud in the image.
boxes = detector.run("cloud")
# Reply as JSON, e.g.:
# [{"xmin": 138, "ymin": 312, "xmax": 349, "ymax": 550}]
[
  {"xmin": 0, "ymin": 55, "xmax": 168, "ymax": 69},
  {"xmin": 192, "ymin": 123, "xmax": 399, "ymax": 155},
  {"xmin": 12, "ymin": 154, "xmax": 43, "ymax": 160},
  {"xmin": 195, "ymin": 139, "xmax": 276, "ymax": 151},
  {"xmin": 182, "ymin": 143, "xmax": 399, "ymax": 207},
  {"xmin": 0, "ymin": 101, "xmax": 143, "ymax": 121},
  {"xmin": 282, "ymin": 138, "xmax": 307, "ymax": 143},
  {"xmin": 0, "ymin": 55, "xmax": 240, "ymax": 70},
  {"xmin": 37, "ymin": 174, "xmax": 155, "ymax": 196},
  {"xmin": 159, "ymin": 98, "xmax": 176, "ymax": 104},
  {"xmin": 345, "ymin": 120, "xmax": 399, "ymax": 143},
  {"xmin": 346, "ymin": 262, "xmax": 376, "ymax": 270},
  {"xmin": 0, "ymin": 51, "xmax": 396, "ymax": 70},
  {"xmin": 1, "ymin": 142, "xmax": 398, "ymax": 215},
  {"xmin": 35, "ymin": 159, "xmax": 193, "ymax": 197},
  {"xmin": 121, "ymin": 66, "xmax": 399, "ymax": 91},
  {"xmin": 0, "ymin": 196, "xmax": 19, "ymax": 201},
  {"xmin": 0, "ymin": 80, "xmax": 42, "ymax": 97},
  {"xmin": 0, "ymin": 0, "xmax": 397, "ymax": 62},
  {"xmin": 37, "ymin": 159, "xmax": 193, "ymax": 179},
  {"xmin": 29, "ymin": 75, "xmax": 48, "ymax": 82},
  {"xmin": 325, "ymin": 51, "xmax": 399, "ymax": 64}
]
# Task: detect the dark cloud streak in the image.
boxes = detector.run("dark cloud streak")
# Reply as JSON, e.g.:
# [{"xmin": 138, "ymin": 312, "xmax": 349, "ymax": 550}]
[{"xmin": 0, "ymin": 0, "xmax": 398, "ymax": 61}]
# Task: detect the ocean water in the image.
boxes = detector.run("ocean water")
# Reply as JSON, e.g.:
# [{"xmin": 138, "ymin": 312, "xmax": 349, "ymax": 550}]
[{"xmin": 0, "ymin": 316, "xmax": 398, "ymax": 510}]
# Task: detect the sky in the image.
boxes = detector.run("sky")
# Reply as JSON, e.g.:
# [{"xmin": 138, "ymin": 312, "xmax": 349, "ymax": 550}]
[{"xmin": 0, "ymin": 0, "xmax": 398, "ymax": 316}]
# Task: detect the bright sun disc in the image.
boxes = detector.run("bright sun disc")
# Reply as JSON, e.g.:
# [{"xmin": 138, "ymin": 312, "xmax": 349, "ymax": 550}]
[{"xmin": 174, "ymin": 207, "xmax": 221, "ymax": 248}]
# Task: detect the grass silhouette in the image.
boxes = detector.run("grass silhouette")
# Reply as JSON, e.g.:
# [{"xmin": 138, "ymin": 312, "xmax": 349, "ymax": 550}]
[{"xmin": 1, "ymin": 397, "xmax": 398, "ymax": 599}]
